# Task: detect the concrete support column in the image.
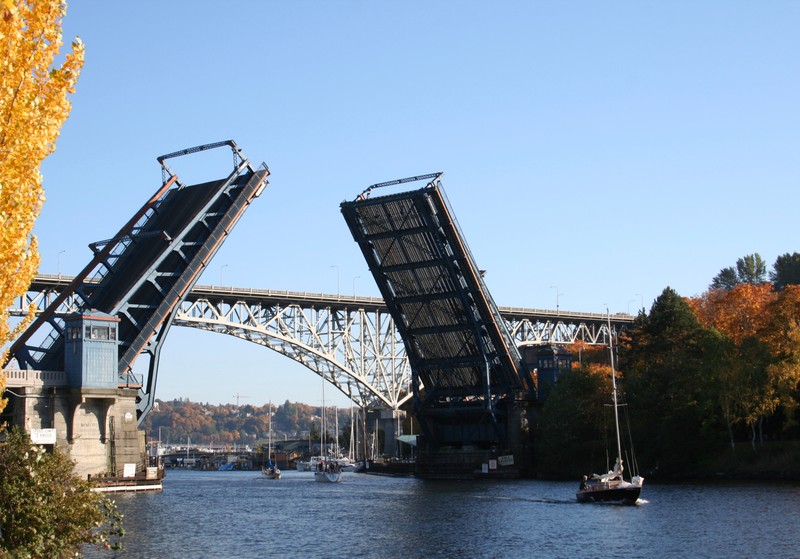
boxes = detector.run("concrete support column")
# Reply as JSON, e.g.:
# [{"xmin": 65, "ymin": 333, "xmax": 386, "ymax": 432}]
[{"xmin": 378, "ymin": 409, "xmax": 405, "ymax": 457}]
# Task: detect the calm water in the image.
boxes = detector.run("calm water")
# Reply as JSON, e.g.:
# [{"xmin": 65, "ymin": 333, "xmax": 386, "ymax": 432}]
[{"xmin": 85, "ymin": 469, "xmax": 800, "ymax": 559}]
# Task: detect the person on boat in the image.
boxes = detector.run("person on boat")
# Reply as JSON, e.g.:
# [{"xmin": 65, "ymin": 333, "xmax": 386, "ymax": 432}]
[{"xmin": 580, "ymin": 475, "xmax": 588, "ymax": 491}]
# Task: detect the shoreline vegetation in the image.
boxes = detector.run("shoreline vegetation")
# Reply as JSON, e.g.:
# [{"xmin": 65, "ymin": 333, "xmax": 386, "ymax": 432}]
[{"xmin": 536, "ymin": 253, "xmax": 800, "ymax": 483}]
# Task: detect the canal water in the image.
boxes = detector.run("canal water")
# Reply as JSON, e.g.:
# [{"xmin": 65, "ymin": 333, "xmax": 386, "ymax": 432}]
[{"xmin": 85, "ymin": 469, "xmax": 800, "ymax": 559}]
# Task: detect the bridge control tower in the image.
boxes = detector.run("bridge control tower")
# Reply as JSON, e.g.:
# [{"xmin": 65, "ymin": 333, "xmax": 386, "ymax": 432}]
[{"xmin": 341, "ymin": 174, "xmax": 537, "ymax": 478}]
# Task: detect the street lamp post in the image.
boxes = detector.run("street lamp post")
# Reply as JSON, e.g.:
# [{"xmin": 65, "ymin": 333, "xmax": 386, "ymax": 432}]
[
  {"xmin": 550, "ymin": 285, "xmax": 563, "ymax": 314},
  {"xmin": 331, "ymin": 265, "xmax": 339, "ymax": 296},
  {"xmin": 57, "ymin": 250, "xmax": 66, "ymax": 278}
]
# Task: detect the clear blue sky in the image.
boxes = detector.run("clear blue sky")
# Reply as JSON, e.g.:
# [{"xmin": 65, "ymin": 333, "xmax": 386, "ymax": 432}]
[{"xmin": 36, "ymin": 1, "xmax": 800, "ymax": 407}]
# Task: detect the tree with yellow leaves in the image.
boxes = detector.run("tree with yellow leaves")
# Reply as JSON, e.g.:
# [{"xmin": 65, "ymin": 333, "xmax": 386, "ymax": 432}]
[
  {"xmin": 0, "ymin": 0, "xmax": 84, "ymax": 412},
  {"xmin": 0, "ymin": 6, "xmax": 122, "ymax": 557}
]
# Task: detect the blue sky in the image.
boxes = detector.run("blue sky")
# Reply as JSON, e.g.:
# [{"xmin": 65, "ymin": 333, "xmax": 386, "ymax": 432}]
[{"xmin": 36, "ymin": 1, "xmax": 800, "ymax": 407}]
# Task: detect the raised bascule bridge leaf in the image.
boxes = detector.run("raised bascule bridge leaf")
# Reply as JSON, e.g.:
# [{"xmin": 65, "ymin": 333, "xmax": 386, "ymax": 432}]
[{"xmin": 341, "ymin": 174, "xmax": 536, "ymax": 478}]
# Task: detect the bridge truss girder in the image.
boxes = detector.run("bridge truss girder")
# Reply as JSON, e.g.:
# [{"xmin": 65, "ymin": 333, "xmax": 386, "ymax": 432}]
[
  {"xmin": 13, "ymin": 276, "xmax": 634, "ymax": 414},
  {"xmin": 505, "ymin": 315, "xmax": 616, "ymax": 347},
  {"xmin": 172, "ymin": 298, "xmax": 412, "ymax": 411}
]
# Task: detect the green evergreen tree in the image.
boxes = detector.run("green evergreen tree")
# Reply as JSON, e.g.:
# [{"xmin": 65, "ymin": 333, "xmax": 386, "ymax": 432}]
[
  {"xmin": 770, "ymin": 252, "xmax": 800, "ymax": 291},
  {"xmin": 736, "ymin": 253, "xmax": 767, "ymax": 284},
  {"xmin": 710, "ymin": 267, "xmax": 739, "ymax": 291},
  {"xmin": 535, "ymin": 366, "xmax": 606, "ymax": 478},
  {"xmin": 620, "ymin": 287, "xmax": 722, "ymax": 473},
  {"xmin": 710, "ymin": 253, "xmax": 767, "ymax": 291}
]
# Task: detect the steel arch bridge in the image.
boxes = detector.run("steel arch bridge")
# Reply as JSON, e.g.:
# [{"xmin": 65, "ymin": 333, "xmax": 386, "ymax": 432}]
[{"xmin": 13, "ymin": 275, "xmax": 634, "ymax": 412}]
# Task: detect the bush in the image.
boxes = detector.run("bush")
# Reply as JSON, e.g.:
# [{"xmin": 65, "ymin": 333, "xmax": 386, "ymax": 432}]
[{"xmin": 0, "ymin": 428, "xmax": 123, "ymax": 558}]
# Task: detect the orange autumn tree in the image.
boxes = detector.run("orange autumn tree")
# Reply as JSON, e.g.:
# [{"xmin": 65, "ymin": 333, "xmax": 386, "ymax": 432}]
[
  {"xmin": 689, "ymin": 283, "xmax": 775, "ymax": 344},
  {"xmin": 759, "ymin": 285, "xmax": 800, "ymax": 433},
  {"xmin": 0, "ymin": 0, "xmax": 83, "ymax": 411},
  {"xmin": 689, "ymin": 283, "xmax": 779, "ymax": 448}
]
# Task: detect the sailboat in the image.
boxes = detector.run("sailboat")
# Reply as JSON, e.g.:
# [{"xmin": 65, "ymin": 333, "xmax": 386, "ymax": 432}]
[
  {"xmin": 314, "ymin": 378, "xmax": 342, "ymax": 483},
  {"xmin": 262, "ymin": 402, "xmax": 281, "ymax": 479},
  {"xmin": 576, "ymin": 312, "xmax": 643, "ymax": 505}
]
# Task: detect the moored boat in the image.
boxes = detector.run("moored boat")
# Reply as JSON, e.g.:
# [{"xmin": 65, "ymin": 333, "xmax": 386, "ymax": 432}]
[
  {"xmin": 262, "ymin": 401, "xmax": 281, "ymax": 480},
  {"xmin": 313, "ymin": 458, "xmax": 342, "ymax": 483},
  {"xmin": 262, "ymin": 462, "xmax": 281, "ymax": 479}
]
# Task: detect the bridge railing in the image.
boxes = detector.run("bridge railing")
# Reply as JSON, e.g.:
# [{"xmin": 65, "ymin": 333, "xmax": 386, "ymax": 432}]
[{"xmin": 5, "ymin": 369, "xmax": 68, "ymax": 388}]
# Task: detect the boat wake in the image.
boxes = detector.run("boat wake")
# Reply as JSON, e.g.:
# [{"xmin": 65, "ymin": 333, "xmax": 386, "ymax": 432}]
[{"xmin": 472, "ymin": 494, "xmax": 573, "ymax": 505}]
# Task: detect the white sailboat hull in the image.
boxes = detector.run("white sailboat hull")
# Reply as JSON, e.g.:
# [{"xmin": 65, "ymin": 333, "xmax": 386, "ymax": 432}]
[{"xmin": 314, "ymin": 471, "xmax": 342, "ymax": 483}]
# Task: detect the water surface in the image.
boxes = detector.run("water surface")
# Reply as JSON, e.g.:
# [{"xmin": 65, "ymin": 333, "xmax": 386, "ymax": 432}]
[{"xmin": 85, "ymin": 470, "xmax": 800, "ymax": 559}]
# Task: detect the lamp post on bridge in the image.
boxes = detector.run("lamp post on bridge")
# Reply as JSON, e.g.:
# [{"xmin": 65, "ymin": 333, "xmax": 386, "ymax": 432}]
[
  {"xmin": 550, "ymin": 285, "xmax": 563, "ymax": 315},
  {"xmin": 331, "ymin": 265, "xmax": 339, "ymax": 296},
  {"xmin": 57, "ymin": 250, "xmax": 65, "ymax": 278}
]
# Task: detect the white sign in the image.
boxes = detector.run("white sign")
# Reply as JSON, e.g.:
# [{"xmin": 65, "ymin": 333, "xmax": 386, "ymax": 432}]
[
  {"xmin": 489, "ymin": 459, "xmax": 498, "ymax": 470},
  {"xmin": 497, "ymin": 455, "xmax": 514, "ymax": 466},
  {"xmin": 123, "ymin": 463, "xmax": 137, "ymax": 478},
  {"xmin": 29, "ymin": 428, "xmax": 56, "ymax": 445}
]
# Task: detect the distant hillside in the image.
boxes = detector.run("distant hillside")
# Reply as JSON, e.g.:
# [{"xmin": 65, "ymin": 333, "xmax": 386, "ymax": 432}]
[{"xmin": 141, "ymin": 398, "xmax": 355, "ymax": 448}]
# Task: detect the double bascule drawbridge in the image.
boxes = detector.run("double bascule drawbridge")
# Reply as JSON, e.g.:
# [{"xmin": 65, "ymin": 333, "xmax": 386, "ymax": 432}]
[{"xmin": 6, "ymin": 144, "xmax": 631, "ymax": 478}]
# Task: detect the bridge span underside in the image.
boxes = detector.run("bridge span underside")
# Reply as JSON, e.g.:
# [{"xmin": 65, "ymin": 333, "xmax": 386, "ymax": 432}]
[{"xmin": 341, "ymin": 177, "xmax": 536, "ymax": 477}]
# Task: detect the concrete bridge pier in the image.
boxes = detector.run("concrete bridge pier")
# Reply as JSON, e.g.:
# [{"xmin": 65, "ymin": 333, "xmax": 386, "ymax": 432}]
[{"xmin": 366, "ymin": 408, "xmax": 406, "ymax": 458}]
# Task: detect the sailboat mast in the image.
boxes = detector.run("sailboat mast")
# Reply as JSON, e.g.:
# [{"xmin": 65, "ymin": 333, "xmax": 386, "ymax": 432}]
[
  {"xmin": 321, "ymin": 376, "xmax": 326, "ymax": 458},
  {"xmin": 607, "ymin": 312, "xmax": 623, "ymax": 465},
  {"xmin": 349, "ymin": 406, "xmax": 355, "ymax": 461},
  {"xmin": 268, "ymin": 401, "xmax": 273, "ymax": 462}
]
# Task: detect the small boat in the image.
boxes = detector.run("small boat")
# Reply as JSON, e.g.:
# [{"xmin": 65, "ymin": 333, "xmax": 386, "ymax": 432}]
[
  {"xmin": 576, "ymin": 458, "xmax": 642, "ymax": 505},
  {"xmin": 313, "ymin": 458, "xmax": 342, "ymax": 483},
  {"xmin": 262, "ymin": 462, "xmax": 281, "ymax": 480},
  {"xmin": 312, "ymin": 378, "xmax": 342, "ymax": 483},
  {"xmin": 576, "ymin": 312, "xmax": 644, "ymax": 505},
  {"xmin": 262, "ymin": 401, "xmax": 281, "ymax": 480}
]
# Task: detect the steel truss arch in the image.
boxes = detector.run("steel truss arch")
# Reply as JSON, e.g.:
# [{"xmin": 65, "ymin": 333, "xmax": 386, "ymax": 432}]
[
  {"xmin": 172, "ymin": 298, "xmax": 412, "ymax": 411},
  {"xmin": 13, "ymin": 276, "xmax": 635, "ymax": 413}
]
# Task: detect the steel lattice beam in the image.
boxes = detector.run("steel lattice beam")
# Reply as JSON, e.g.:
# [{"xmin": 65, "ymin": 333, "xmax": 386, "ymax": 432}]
[{"xmin": 12, "ymin": 276, "xmax": 634, "ymax": 414}]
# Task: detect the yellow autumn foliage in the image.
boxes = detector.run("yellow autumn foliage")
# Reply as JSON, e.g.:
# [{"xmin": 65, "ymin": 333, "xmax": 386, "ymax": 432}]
[{"xmin": 0, "ymin": 0, "xmax": 83, "ymax": 409}]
